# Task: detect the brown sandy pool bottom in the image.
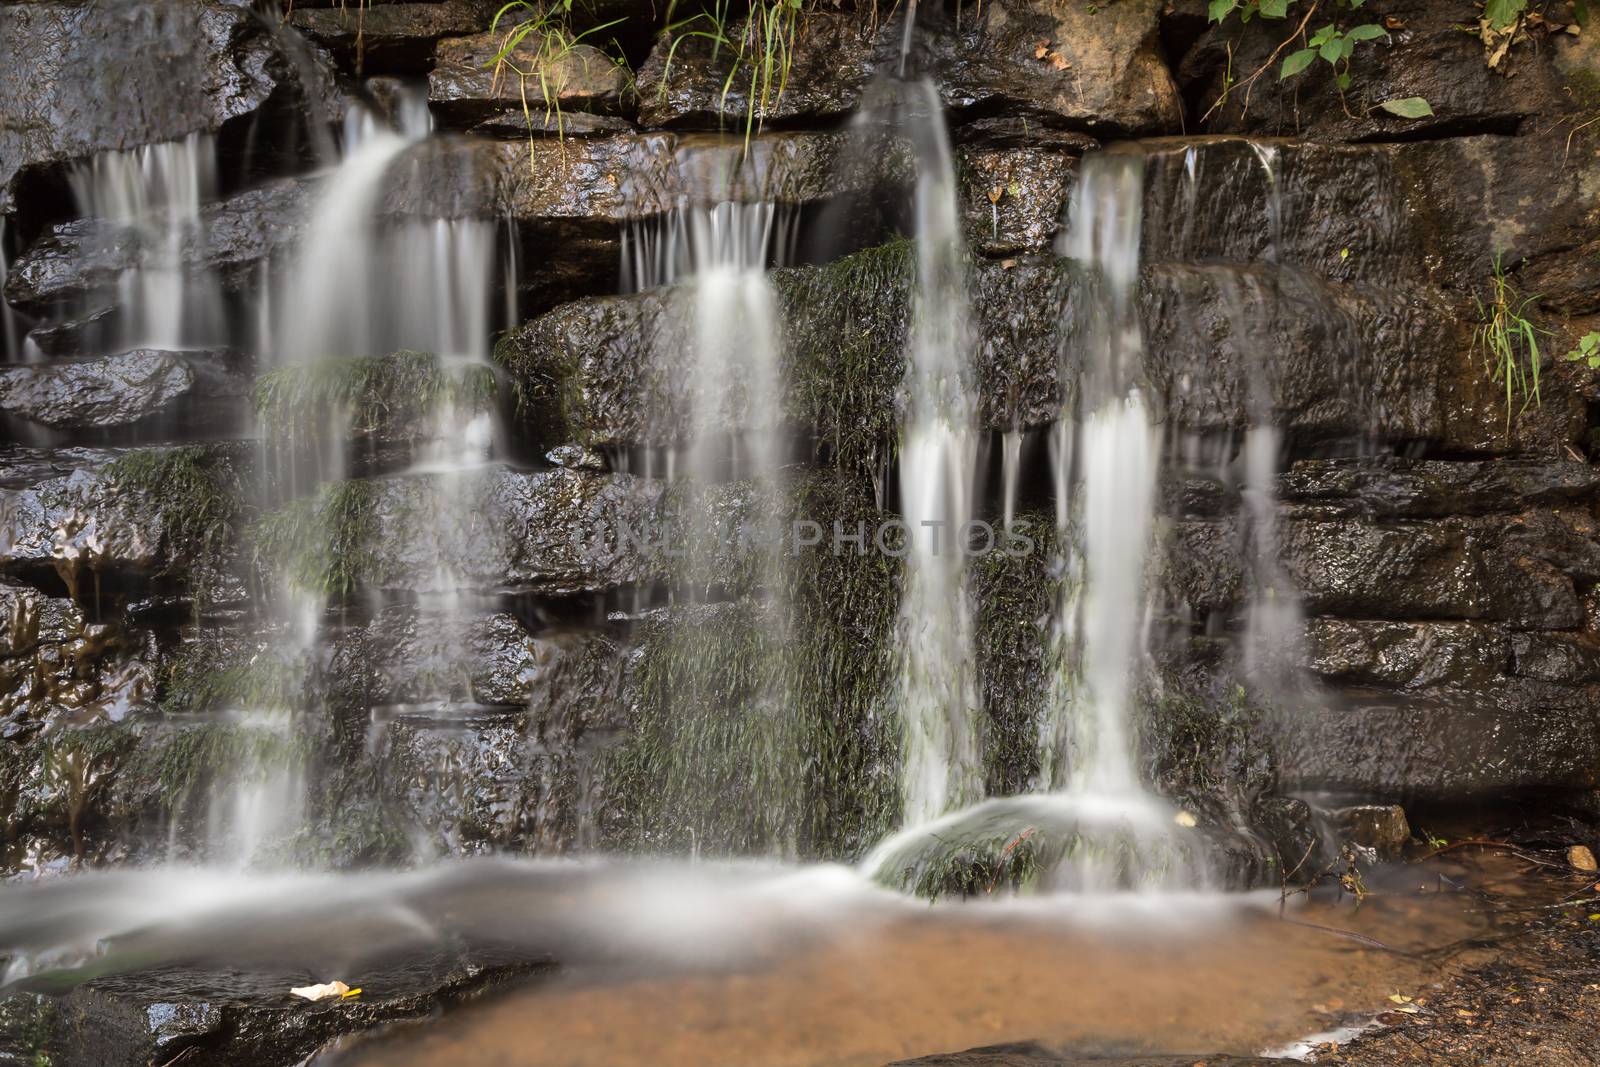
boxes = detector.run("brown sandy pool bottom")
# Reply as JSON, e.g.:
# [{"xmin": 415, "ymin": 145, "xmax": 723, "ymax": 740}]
[{"xmin": 325, "ymin": 853, "xmax": 1549, "ymax": 1067}]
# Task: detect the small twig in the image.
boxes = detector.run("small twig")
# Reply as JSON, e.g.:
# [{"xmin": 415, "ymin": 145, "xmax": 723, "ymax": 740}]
[{"xmin": 1277, "ymin": 915, "xmax": 1420, "ymax": 958}]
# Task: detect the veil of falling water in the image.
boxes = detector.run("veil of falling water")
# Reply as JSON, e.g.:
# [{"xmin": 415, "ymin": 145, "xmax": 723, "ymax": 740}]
[
  {"xmin": 620, "ymin": 199, "xmax": 799, "ymax": 850},
  {"xmin": 864, "ymin": 149, "xmax": 1206, "ymax": 893},
  {"xmin": 64, "ymin": 132, "xmax": 225, "ymax": 354},
  {"xmin": 213, "ymin": 87, "xmax": 504, "ymax": 864},
  {"xmin": 893, "ymin": 79, "xmax": 983, "ymax": 827}
]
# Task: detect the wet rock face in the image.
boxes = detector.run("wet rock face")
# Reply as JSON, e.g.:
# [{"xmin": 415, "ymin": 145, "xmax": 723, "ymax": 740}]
[
  {"xmin": 31, "ymin": 952, "xmax": 549, "ymax": 1067},
  {"xmin": 6, "ymin": 179, "xmax": 313, "ymax": 314},
  {"xmin": 924, "ymin": 0, "xmax": 1183, "ymax": 135},
  {"xmin": 293, "ymin": 1, "xmax": 499, "ymax": 75},
  {"xmin": 0, "ymin": 349, "xmax": 250, "ymax": 444},
  {"xmin": 635, "ymin": 10, "xmax": 888, "ymax": 129},
  {"xmin": 1166, "ymin": 456, "xmax": 1600, "ymax": 802},
  {"xmin": 1178, "ymin": 0, "xmax": 1587, "ymax": 142},
  {"xmin": 0, "ymin": 0, "xmax": 285, "ymax": 216},
  {"xmin": 429, "ymin": 33, "xmax": 630, "ymax": 124},
  {"xmin": 0, "ymin": 581, "xmax": 156, "ymax": 731},
  {"xmin": 636, "ymin": 0, "xmax": 1182, "ymax": 134}
]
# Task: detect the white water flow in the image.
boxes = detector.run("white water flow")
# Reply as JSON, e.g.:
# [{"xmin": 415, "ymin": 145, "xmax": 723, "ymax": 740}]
[
  {"xmin": 895, "ymin": 80, "xmax": 982, "ymax": 826},
  {"xmin": 1000, "ymin": 427, "xmax": 1023, "ymax": 531},
  {"xmin": 66, "ymin": 131, "xmax": 223, "ymax": 351},
  {"xmin": 623, "ymin": 201, "xmax": 793, "ymax": 567},
  {"xmin": 0, "ymin": 224, "xmax": 17, "ymax": 363},
  {"xmin": 212, "ymin": 89, "xmax": 502, "ymax": 864},
  {"xmin": 859, "ymin": 148, "xmax": 1200, "ymax": 893},
  {"xmin": 1237, "ymin": 144, "xmax": 1303, "ymax": 687}
]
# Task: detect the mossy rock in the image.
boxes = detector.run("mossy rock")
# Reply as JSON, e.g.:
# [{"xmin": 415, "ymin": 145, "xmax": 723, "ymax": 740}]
[
  {"xmin": 864, "ymin": 793, "xmax": 1210, "ymax": 901},
  {"xmin": 253, "ymin": 350, "xmax": 497, "ymax": 476}
]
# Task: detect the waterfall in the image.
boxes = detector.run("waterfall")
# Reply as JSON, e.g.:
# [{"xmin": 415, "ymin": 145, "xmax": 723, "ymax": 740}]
[
  {"xmin": 210, "ymin": 86, "xmax": 503, "ymax": 864},
  {"xmin": 0, "ymin": 221, "xmax": 18, "ymax": 363},
  {"xmin": 1048, "ymin": 152, "xmax": 1155, "ymax": 796},
  {"xmin": 66, "ymin": 131, "xmax": 224, "ymax": 351},
  {"xmin": 618, "ymin": 199, "xmax": 799, "ymax": 852},
  {"xmin": 892, "ymin": 80, "xmax": 981, "ymax": 826},
  {"xmin": 1236, "ymin": 144, "xmax": 1304, "ymax": 688},
  {"xmin": 868, "ymin": 148, "xmax": 1205, "ymax": 896}
]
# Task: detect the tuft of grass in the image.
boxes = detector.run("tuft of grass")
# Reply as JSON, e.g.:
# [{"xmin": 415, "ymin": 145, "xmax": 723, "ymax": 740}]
[
  {"xmin": 660, "ymin": 0, "xmax": 805, "ymax": 149},
  {"xmin": 1472, "ymin": 254, "xmax": 1547, "ymax": 431},
  {"xmin": 486, "ymin": 0, "xmax": 633, "ymax": 158}
]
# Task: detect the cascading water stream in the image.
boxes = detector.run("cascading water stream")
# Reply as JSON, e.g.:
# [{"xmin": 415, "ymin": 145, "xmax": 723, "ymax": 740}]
[
  {"xmin": 1235, "ymin": 144, "xmax": 1304, "ymax": 689},
  {"xmin": 0, "ymin": 224, "xmax": 18, "ymax": 363},
  {"xmin": 205, "ymin": 86, "xmax": 506, "ymax": 864},
  {"xmin": 867, "ymin": 148, "xmax": 1205, "ymax": 895},
  {"xmin": 617, "ymin": 199, "xmax": 799, "ymax": 851},
  {"xmin": 892, "ymin": 79, "xmax": 982, "ymax": 827},
  {"xmin": 65, "ymin": 132, "xmax": 224, "ymax": 351}
]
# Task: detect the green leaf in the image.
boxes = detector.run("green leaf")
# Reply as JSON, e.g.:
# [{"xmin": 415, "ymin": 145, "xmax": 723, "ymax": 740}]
[
  {"xmin": 1576, "ymin": 0, "xmax": 1590, "ymax": 28},
  {"xmin": 1319, "ymin": 36, "xmax": 1345, "ymax": 62},
  {"xmin": 1309, "ymin": 23, "xmax": 1337, "ymax": 45},
  {"xmin": 1346, "ymin": 23, "xmax": 1388, "ymax": 41},
  {"xmin": 1281, "ymin": 48, "xmax": 1318, "ymax": 79},
  {"xmin": 1484, "ymin": 0, "xmax": 1527, "ymax": 30},
  {"xmin": 1378, "ymin": 96, "xmax": 1435, "ymax": 118},
  {"xmin": 1260, "ymin": 0, "xmax": 1289, "ymax": 16},
  {"xmin": 1207, "ymin": 0, "xmax": 1238, "ymax": 21},
  {"xmin": 1336, "ymin": 70, "xmax": 1352, "ymax": 90}
]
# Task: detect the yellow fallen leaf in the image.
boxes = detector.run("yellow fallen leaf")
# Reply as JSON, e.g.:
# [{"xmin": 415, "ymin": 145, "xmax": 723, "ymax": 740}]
[
  {"xmin": 1387, "ymin": 993, "xmax": 1413, "ymax": 1004},
  {"xmin": 1174, "ymin": 811, "xmax": 1198, "ymax": 828},
  {"xmin": 290, "ymin": 980, "xmax": 351, "ymax": 1002},
  {"xmin": 341, "ymin": 987, "xmax": 363, "ymax": 998},
  {"xmin": 1395, "ymin": 1005, "xmax": 1420, "ymax": 1015}
]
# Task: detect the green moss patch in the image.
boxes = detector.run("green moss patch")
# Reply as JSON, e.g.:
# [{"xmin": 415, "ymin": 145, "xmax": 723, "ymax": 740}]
[
  {"xmin": 253, "ymin": 350, "xmax": 497, "ymax": 448},
  {"xmin": 102, "ymin": 445, "xmax": 246, "ymax": 591},
  {"xmin": 253, "ymin": 478, "xmax": 388, "ymax": 603},
  {"xmin": 601, "ymin": 474, "xmax": 900, "ymax": 861}
]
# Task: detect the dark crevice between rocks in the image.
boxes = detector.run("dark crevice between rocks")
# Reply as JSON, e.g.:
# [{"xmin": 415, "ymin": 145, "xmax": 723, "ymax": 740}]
[{"xmin": 1345, "ymin": 113, "xmax": 1528, "ymax": 145}]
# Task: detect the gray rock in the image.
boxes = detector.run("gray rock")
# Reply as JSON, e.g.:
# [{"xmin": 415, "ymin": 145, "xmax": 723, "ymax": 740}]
[
  {"xmin": 430, "ymin": 33, "xmax": 629, "ymax": 124},
  {"xmin": 1276, "ymin": 680, "xmax": 1600, "ymax": 800},
  {"xmin": 1511, "ymin": 632, "xmax": 1600, "ymax": 685},
  {"xmin": 636, "ymin": 0, "xmax": 1183, "ymax": 135},
  {"xmin": 1180, "ymin": 0, "xmax": 1588, "ymax": 143},
  {"xmin": 922, "ymin": 0, "xmax": 1183, "ymax": 135},
  {"xmin": 382, "ymin": 129, "xmax": 903, "ymax": 220},
  {"xmin": 636, "ymin": 10, "xmax": 888, "ymax": 129},
  {"xmin": 1305, "ymin": 619, "xmax": 1507, "ymax": 690},
  {"xmin": 497, "ymin": 245, "xmax": 1463, "ymax": 453},
  {"xmin": 293, "ymin": 1, "xmax": 499, "ymax": 74},
  {"xmin": 0, "ymin": 349, "xmax": 249, "ymax": 442},
  {"xmin": 0, "ymin": 0, "xmax": 280, "ymax": 213},
  {"xmin": 6, "ymin": 179, "xmax": 312, "ymax": 313},
  {"xmin": 1280, "ymin": 457, "xmax": 1600, "ymax": 519},
  {"xmin": 958, "ymin": 140, "xmax": 1093, "ymax": 257},
  {"xmin": 469, "ymin": 109, "xmax": 636, "ymax": 139}
]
